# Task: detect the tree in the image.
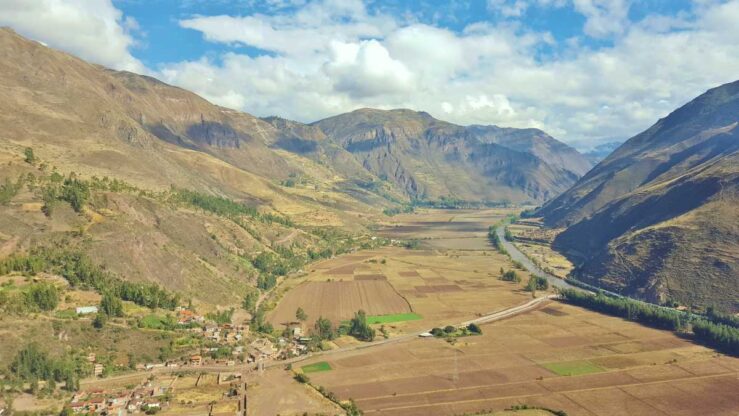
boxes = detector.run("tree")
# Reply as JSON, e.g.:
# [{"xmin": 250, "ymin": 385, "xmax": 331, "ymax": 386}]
[
  {"xmin": 28, "ymin": 283, "xmax": 59, "ymax": 311},
  {"xmin": 430, "ymin": 327, "xmax": 444, "ymax": 337},
  {"xmin": 348, "ymin": 310, "xmax": 375, "ymax": 342},
  {"xmin": 60, "ymin": 178, "xmax": 90, "ymax": 213},
  {"xmin": 100, "ymin": 292, "xmax": 124, "ymax": 317},
  {"xmin": 314, "ymin": 316, "xmax": 335, "ymax": 340},
  {"xmin": 294, "ymin": 373, "xmax": 310, "ymax": 383},
  {"xmin": 296, "ymin": 307, "xmax": 308, "ymax": 322},
  {"xmin": 242, "ymin": 291, "xmax": 258, "ymax": 313},
  {"xmin": 467, "ymin": 323, "xmax": 482, "ymax": 334},
  {"xmin": 443, "ymin": 325, "xmax": 456, "ymax": 334},
  {"xmin": 93, "ymin": 313, "xmax": 107, "ymax": 329},
  {"xmin": 24, "ymin": 147, "xmax": 35, "ymax": 164}
]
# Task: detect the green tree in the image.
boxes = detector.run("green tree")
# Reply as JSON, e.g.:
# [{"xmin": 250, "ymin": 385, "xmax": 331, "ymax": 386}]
[
  {"xmin": 348, "ymin": 310, "xmax": 375, "ymax": 342},
  {"xmin": 93, "ymin": 313, "xmax": 107, "ymax": 329},
  {"xmin": 60, "ymin": 178, "xmax": 90, "ymax": 212},
  {"xmin": 467, "ymin": 323, "xmax": 482, "ymax": 334},
  {"xmin": 27, "ymin": 283, "xmax": 59, "ymax": 311},
  {"xmin": 296, "ymin": 307, "xmax": 308, "ymax": 322},
  {"xmin": 314, "ymin": 316, "xmax": 335, "ymax": 340},
  {"xmin": 242, "ymin": 291, "xmax": 258, "ymax": 313},
  {"xmin": 100, "ymin": 292, "xmax": 124, "ymax": 317}
]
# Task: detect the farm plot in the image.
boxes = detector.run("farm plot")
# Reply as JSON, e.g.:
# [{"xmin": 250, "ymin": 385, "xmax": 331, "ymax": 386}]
[
  {"xmin": 269, "ymin": 208, "xmax": 537, "ymax": 334},
  {"xmin": 301, "ymin": 302, "xmax": 739, "ymax": 416},
  {"xmin": 267, "ymin": 279, "xmax": 412, "ymax": 326}
]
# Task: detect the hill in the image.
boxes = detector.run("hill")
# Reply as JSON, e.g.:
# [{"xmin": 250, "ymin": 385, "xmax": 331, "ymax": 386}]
[
  {"xmin": 276, "ymin": 108, "xmax": 591, "ymax": 204},
  {"xmin": 537, "ymin": 80, "xmax": 739, "ymax": 312}
]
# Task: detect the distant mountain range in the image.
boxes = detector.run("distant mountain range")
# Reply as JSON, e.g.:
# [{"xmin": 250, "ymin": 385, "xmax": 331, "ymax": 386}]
[
  {"xmin": 582, "ymin": 141, "xmax": 623, "ymax": 164},
  {"xmin": 538, "ymin": 80, "xmax": 739, "ymax": 312},
  {"xmin": 266, "ymin": 109, "xmax": 592, "ymax": 203}
]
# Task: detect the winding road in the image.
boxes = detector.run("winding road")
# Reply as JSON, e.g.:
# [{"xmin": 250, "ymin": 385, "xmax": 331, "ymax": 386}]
[{"xmin": 495, "ymin": 224, "xmax": 575, "ymax": 290}]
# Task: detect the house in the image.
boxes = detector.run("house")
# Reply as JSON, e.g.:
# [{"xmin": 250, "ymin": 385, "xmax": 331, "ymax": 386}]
[
  {"xmin": 190, "ymin": 355, "xmax": 203, "ymax": 366},
  {"xmin": 93, "ymin": 363, "xmax": 104, "ymax": 377},
  {"xmin": 76, "ymin": 306, "xmax": 98, "ymax": 315}
]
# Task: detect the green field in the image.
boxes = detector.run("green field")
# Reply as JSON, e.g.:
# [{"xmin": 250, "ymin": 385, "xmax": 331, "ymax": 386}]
[
  {"xmin": 542, "ymin": 360, "xmax": 604, "ymax": 376},
  {"xmin": 366, "ymin": 312, "xmax": 423, "ymax": 324},
  {"xmin": 302, "ymin": 361, "xmax": 332, "ymax": 373}
]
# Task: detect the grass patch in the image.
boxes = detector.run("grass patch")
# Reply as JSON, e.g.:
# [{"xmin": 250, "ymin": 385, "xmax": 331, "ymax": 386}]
[
  {"xmin": 542, "ymin": 360, "xmax": 603, "ymax": 376},
  {"xmin": 301, "ymin": 361, "xmax": 332, "ymax": 374},
  {"xmin": 366, "ymin": 312, "xmax": 422, "ymax": 324}
]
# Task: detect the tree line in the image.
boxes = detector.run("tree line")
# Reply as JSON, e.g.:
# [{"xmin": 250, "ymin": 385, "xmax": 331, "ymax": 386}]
[
  {"xmin": 559, "ymin": 289, "xmax": 738, "ymax": 356},
  {"xmin": 9, "ymin": 343, "xmax": 86, "ymax": 392},
  {"xmin": 0, "ymin": 247, "xmax": 179, "ymax": 310}
]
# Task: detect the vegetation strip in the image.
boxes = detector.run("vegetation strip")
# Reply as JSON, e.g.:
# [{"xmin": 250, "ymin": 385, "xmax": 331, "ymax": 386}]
[{"xmin": 559, "ymin": 289, "xmax": 739, "ymax": 356}]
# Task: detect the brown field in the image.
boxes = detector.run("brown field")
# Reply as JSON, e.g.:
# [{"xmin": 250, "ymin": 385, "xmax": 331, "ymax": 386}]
[
  {"xmin": 245, "ymin": 368, "xmax": 343, "ymax": 415},
  {"xmin": 268, "ymin": 208, "xmax": 537, "ymax": 332},
  {"xmin": 301, "ymin": 302, "xmax": 739, "ymax": 416},
  {"xmin": 268, "ymin": 280, "xmax": 412, "ymax": 326}
]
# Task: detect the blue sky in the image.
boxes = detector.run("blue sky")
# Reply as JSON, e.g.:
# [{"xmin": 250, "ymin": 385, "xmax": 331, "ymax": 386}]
[{"xmin": 1, "ymin": 0, "xmax": 738, "ymax": 148}]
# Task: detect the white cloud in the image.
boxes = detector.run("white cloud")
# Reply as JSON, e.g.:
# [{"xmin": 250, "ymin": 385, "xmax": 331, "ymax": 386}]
[
  {"xmin": 0, "ymin": 0, "xmax": 144, "ymax": 72},
  {"xmin": 4, "ymin": 0, "xmax": 738, "ymax": 148},
  {"xmin": 572, "ymin": 0, "xmax": 632, "ymax": 38},
  {"xmin": 325, "ymin": 40, "xmax": 415, "ymax": 98},
  {"xmin": 164, "ymin": 0, "xmax": 739, "ymax": 146}
]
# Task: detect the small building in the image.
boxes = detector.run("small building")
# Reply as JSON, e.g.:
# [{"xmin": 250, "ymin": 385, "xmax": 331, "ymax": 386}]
[
  {"xmin": 190, "ymin": 355, "xmax": 203, "ymax": 366},
  {"xmin": 86, "ymin": 353, "xmax": 96, "ymax": 363},
  {"xmin": 76, "ymin": 306, "xmax": 98, "ymax": 315},
  {"xmin": 93, "ymin": 363, "xmax": 104, "ymax": 377}
]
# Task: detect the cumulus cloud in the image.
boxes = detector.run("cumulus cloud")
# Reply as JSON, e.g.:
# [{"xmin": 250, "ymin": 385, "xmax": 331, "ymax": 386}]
[
  {"xmin": 4, "ymin": 0, "xmax": 738, "ymax": 147},
  {"xmin": 0, "ymin": 0, "xmax": 144, "ymax": 72},
  {"xmin": 573, "ymin": 0, "xmax": 632, "ymax": 38},
  {"xmin": 160, "ymin": 0, "xmax": 739, "ymax": 146}
]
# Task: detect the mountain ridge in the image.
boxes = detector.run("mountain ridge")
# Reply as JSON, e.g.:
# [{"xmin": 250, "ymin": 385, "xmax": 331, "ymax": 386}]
[{"xmin": 537, "ymin": 80, "xmax": 739, "ymax": 312}]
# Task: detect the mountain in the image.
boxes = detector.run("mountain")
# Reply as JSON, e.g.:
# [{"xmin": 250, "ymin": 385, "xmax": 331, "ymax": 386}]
[
  {"xmin": 0, "ymin": 27, "xmax": 593, "ymax": 305},
  {"xmin": 582, "ymin": 141, "xmax": 622, "ymax": 164},
  {"xmin": 537, "ymin": 80, "xmax": 739, "ymax": 312},
  {"xmin": 284, "ymin": 108, "xmax": 591, "ymax": 203}
]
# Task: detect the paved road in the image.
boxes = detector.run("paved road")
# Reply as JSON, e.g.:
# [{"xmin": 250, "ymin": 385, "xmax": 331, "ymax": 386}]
[{"xmin": 495, "ymin": 224, "xmax": 575, "ymax": 290}]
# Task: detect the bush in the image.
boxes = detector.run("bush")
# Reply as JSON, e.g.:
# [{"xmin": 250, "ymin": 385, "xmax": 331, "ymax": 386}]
[
  {"xmin": 294, "ymin": 373, "xmax": 310, "ymax": 383},
  {"xmin": 430, "ymin": 327, "xmax": 444, "ymax": 337},
  {"xmin": 93, "ymin": 313, "xmax": 107, "ymax": 329},
  {"xmin": 443, "ymin": 325, "xmax": 456, "ymax": 334},
  {"xmin": 467, "ymin": 323, "xmax": 482, "ymax": 334},
  {"xmin": 499, "ymin": 270, "xmax": 520, "ymax": 283},
  {"xmin": 526, "ymin": 275, "xmax": 548, "ymax": 292}
]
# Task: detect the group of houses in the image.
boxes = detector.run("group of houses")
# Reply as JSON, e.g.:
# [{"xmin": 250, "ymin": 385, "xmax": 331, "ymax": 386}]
[{"xmin": 68, "ymin": 382, "xmax": 167, "ymax": 415}]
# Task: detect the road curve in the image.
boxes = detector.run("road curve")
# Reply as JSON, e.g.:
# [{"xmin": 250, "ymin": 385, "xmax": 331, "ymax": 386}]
[{"xmin": 495, "ymin": 224, "xmax": 575, "ymax": 290}]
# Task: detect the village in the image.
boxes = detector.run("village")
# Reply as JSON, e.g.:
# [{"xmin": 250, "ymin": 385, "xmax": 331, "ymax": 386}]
[{"xmin": 63, "ymin": 307, "xmax": 312, "ymax": 415}]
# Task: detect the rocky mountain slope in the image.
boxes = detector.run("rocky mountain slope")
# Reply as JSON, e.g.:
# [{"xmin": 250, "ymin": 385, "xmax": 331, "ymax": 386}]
[
  {"xmin": 267, "ymin": 108, "xmax": 591, "ymax": 204},
  {"xmin": 537, "ymin": 80, "xmax": 739, "ymax": 312}
]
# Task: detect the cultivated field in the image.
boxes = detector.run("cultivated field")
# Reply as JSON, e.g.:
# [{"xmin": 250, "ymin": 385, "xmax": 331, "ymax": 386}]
[
  {"xmin": 301, "ymin": 301, "xmax": 739, "ymax": 415},
  {"xmin": 268, "ymin": 209, "xmax": 538, "ymax": 333},
  {"xmin": 268, "ymin": 279, "xmax": 412, "ymax": 326}
]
